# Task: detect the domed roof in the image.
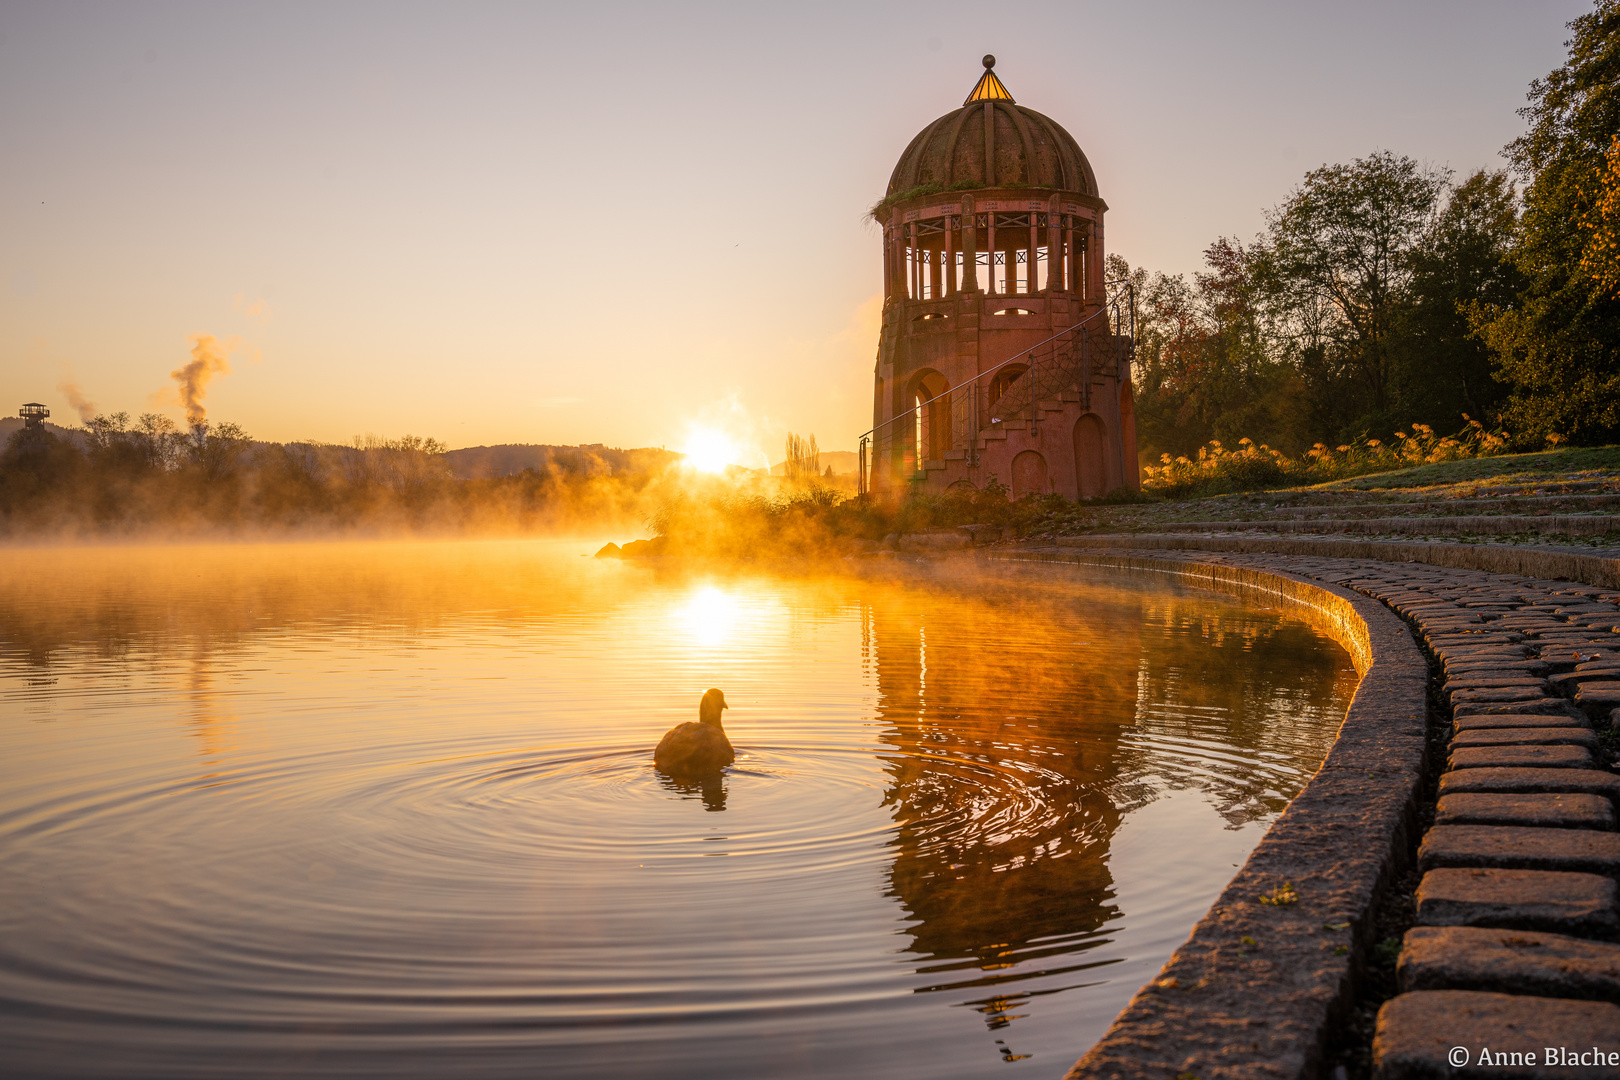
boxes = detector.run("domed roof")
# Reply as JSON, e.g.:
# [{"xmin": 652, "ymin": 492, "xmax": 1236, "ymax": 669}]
[{"xmin": 886, "ymin": 56, "xmax": 1098, "ymax": 200}]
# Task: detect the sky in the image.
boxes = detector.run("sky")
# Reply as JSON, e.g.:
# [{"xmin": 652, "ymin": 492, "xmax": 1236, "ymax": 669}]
[{"xmin": 0, "ymin": 1, "xmax": 1594, "ymax": 463}]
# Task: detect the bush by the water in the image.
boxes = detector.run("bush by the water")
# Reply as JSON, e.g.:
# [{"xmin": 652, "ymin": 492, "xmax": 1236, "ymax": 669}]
[{"xmin": 634, "ymin": 476, "xmax": 1091, "ymax": 557}]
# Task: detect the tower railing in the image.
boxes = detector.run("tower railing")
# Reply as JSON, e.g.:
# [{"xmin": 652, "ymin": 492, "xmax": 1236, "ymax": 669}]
[{"xmin": 858, "ymin": 282, "xmax": 1135, "ymax": 496}]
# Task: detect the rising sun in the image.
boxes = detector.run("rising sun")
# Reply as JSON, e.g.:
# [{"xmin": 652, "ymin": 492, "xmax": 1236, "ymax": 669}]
[{"xmin": 681, "ymin": 427, "xmax": 740, "ymax": 474}]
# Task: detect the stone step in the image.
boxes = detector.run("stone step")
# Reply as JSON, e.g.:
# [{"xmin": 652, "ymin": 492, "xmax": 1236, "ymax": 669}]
[
  {"xmin": 1450, "ymin": 686, "xmax": 1555, "ymax": 705},
  {"xmin": 1442, "ymin": 677, "xmax": 1550, "ymax": 695},
  {"xmin": 1450, "ymin": 727, "xmax": 1600, "ymax": 750},
  {"xmin": 1436, "ymin": 647, "xmax": 1535, "ymax": 668},
  {"xmin": 1435, "ymin": 792, "xmax": 1615, "ymax": 830},
  {"xmin": 1454, "ymin": 714, "xmax": 1591, "ymax": 733},
  {"xmin": 1453, "ymin": 698, "xmax": 1583, "ymax": 719},
  {"xmin": 1574, "ymin": 681, "xmax": 1620, "ymax": 717},
  {"xmin": 1448, "ymin": 745, "xmax": 1595, "ymax": 770},
  {"xmin": 1419, "ymin": 824, "xmax": 1620, "ymax": 877},
  {"xmin": 1374, "ymin": 991, "xmax": 1620, "ymax": 1078},
  {"xmin": 1549, "ymin": 669, "xmax": 1620, "ymax": 691},
  {"xmin": 1444, "ymin": 660, "xmax": 1554, "ymax": 678},
  {"xmin": 1398, "ymin": 925, "xmax": 1620, "ymax": 1001},
  {"xmin": 1438, "ymin": 767, "xmax": 1620, "ymax": 801},
  {"xmin": 1414, "ymin": 867, "xmax": 1618, "ymax": 937},
  {"xmin": 1431, "ymin": 634, "xmax": 1526, "ymax": 648}
]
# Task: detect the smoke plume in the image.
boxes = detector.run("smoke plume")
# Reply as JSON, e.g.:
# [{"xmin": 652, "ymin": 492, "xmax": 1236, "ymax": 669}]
[
  {"xmin": 57, "ymin": 376, "xmax": 97, "ymax": 423},
  {"xmin": 170, "ymin": 334, "xmax": 233, "ymax": 425}
]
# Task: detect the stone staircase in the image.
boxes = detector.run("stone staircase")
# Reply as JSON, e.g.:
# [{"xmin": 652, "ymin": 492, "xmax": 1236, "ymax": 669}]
[{"xmin": 1358, "ymin": 575, "xmax": 1620, "ymax": 1075}]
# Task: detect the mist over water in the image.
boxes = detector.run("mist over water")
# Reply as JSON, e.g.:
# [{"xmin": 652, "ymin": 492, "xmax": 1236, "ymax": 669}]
[{"xmin": 0, "ymin": 541, "xmax": 1356, "ymax": 1078}]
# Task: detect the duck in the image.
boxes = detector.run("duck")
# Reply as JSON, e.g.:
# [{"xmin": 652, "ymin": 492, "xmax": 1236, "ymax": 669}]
[{"xmin": 654, "ymin": 688, "xmax": 734, "ymax": 776}]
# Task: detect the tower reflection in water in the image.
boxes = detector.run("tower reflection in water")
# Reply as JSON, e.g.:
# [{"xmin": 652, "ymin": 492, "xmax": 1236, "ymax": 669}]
[{"xmin": 867, "ymin": 563, "xmax": 1354, "ymax": 1047}]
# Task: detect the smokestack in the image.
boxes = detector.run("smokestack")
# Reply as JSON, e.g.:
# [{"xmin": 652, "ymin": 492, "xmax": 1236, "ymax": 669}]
[
  {"xmin": 169, "ymin": 334, "xmax": 232, "ymax": 425},
  {"xmin": 56, "ymin": 378, "xmax": 97, "ymax": 423}
]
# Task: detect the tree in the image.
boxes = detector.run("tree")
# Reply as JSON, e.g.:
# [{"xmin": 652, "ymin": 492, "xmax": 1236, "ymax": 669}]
[
  {"xmin": 1255, "ymin": 151, "xmax": 1448, "ymax": 434},
  {"xmin": 1123, "ymin": 244, "xmax": 1309, "ymax": 459},
  {"xmin": 783, "ymin": 432, "xmax": 820, "ymax": 483},
  {"xmin": 186, "ymin": 421, "xmax": 254, "ymax": 483},
  {"xmin": 1397, "ymin": 169, "xmax": 1524, "ymax": 426},
  {"xmin": 1585, "ymin": 134, "xmax": 1620, "ymax": 292},
  {"xmin": 1471, "ymin": 0, "xmax": 1620, "ymax": 443}
]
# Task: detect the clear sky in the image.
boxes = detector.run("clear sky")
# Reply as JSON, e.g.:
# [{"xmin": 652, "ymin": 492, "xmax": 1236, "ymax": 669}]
[{"xmin": 0, "ymin": 1, "xmax": 1593, "ymax": 464}]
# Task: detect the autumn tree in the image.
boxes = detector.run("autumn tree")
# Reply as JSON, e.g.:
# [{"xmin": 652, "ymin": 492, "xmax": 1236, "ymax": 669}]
[{"xmin": 1471, "ymin": 0, "xmax": 1620, "ymax": 442}]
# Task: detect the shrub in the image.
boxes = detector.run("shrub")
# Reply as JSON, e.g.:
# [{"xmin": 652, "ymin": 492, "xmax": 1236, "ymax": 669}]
[{"xmin": 1141, "ymin": 418, "xmax": 1511, "ymax": 498}]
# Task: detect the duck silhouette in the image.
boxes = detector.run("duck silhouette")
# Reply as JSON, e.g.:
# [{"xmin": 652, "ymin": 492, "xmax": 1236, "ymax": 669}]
[{"xmin": 654, "ymin": 689, "xmax": 734, "ymax": 776}]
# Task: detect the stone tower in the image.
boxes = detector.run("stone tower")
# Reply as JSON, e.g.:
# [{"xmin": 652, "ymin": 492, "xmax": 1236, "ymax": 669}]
[{"xmin": 861, "ymin": 57, "xmax": 1138, "ymax": 502}]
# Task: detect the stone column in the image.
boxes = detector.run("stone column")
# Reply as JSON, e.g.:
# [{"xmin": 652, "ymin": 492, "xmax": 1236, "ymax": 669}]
[
  {"xmin": 986, "ymin": 214, "xmax": 997, "ymax": 296},
  {"xmin": 944, "ymin": 216, "xmax": 956, "ymax": 297},
  {"xmin": 890, "ymin": 225, "xmax": 906, "ymax": 299},
  {"xmin": 883, "ymin": 226, "xmax": 894, "ymax": 300},
  {"xmin": 908, "ymin": 222, "xmax": 919, "ymax": 300},
  {"xmin": 1046, "ymin": 199, "xmax": 1063, "ymax": 294},
  {"xmin": 1090, "ymin": 214, "xmax": 1105, "ymax": 307},
  {"xmin": 961, "ymin": 198, "xmax": 979, "ymax": 293},
  {"xmin": 1027, "ymin": 216, "xmax": 1038, "ymax": 296}
]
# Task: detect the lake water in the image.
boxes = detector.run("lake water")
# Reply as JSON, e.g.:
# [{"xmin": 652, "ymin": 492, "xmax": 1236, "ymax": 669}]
[{"xmin": 0, "ymin": 540, "xmax": 1357, "ymax": 1078}]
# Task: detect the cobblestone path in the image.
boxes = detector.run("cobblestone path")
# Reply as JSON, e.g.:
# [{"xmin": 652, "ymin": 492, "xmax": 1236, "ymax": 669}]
[{"xmin": 1018, "ymin": 546, "xmax": 1620, "ymax": 1078}]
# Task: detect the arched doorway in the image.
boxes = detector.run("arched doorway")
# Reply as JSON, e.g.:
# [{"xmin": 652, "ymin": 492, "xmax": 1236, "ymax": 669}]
[
  {"xmin": 907, "ymin": 369, "xmax": 951, "ymax": 471},
  {"xmin": 1011, "ymin": 450, "xmax": 1047, "ymax": 497},
  {"xmin": 986, "ymin": 363, "xmax": 1029, "ymax": 417},
  {"xmin": 1072, "ymin": 414, "xmax": 1109, "ymax": 499}
]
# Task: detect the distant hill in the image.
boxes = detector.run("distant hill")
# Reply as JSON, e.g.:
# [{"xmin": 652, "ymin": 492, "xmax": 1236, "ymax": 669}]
[
  {"xmin": 0, "ymin": 416, "xmax": 85, "ymax": 446},
  {"xmin": 442, "ymin": 443, "xmax": 681, "ymax": 479},
  {"xmin": 768, "ymin": 449, "xmax": 859, "ymax": 477}
]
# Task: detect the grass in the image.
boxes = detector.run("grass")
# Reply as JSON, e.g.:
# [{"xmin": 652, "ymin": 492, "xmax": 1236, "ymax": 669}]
[{"xmin": 1318, "ymin": 445, "xmax": 1620, "ymax": 490}]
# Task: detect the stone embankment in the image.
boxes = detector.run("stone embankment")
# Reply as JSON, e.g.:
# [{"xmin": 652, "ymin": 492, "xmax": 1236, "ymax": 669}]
[{"xmin": 996, "ymin": 544, "xmax": 1620, "ymax": 1080}]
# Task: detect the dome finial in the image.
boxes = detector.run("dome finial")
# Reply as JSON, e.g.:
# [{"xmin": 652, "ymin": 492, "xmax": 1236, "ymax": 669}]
[{"xmin": 964, "ymin": 56, "xmax": 1013, "ymax": 105}]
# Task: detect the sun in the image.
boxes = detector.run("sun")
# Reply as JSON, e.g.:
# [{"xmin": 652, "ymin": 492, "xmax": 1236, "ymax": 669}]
[{"xmin": 680, "ymin": 426, "xmax": 740, "ymax": 474}]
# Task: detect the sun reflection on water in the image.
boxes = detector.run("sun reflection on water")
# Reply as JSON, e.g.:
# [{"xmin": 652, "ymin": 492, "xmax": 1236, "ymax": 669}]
[{"xmin": 676, "ymin": 585, "xmax": 743, "ymax": 648}]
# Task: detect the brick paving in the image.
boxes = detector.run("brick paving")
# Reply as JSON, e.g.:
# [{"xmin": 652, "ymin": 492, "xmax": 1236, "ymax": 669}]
[{"xmin": 1015, "ymin": 544, "xmax": 1620, "ymax": 1077}]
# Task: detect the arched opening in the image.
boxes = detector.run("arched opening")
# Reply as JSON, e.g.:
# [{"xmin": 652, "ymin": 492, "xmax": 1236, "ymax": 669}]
[
  {"xmin": 908, "ymin": 369, "xmax": 951, "ymax": 469},
  {"xmin": 1072, "ymin": 413, "xmax": 1109, "ymax": 499},
  {"xmin": 986, "ymin": 364, "xmax": 1028, "ymax": 413},
  {"xmin": 1011, "ymin": 450, "xmax": 1047, "ymax": 497}
]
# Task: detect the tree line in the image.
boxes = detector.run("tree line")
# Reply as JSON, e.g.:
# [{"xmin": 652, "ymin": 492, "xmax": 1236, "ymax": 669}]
[
  {"xmin": 0, "ymin": 411, "xmax": 682, "ymax": 537},
  {"xmin": 1125, "ymin": 1, "xmax": 1620, "ymax": 462}
]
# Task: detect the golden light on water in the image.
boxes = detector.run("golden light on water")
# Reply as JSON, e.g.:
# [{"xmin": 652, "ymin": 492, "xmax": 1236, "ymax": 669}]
[
  {"xmin": 677, "ymin": 585, "xmax": 743, "ymax": 648},
  {"xmin": 0, "ymin": 539, "xmax": 1363, "ymax": 1077},
  {"xmin": 679, "ymin": 426, "xmax": 743, "ymax": 474}
]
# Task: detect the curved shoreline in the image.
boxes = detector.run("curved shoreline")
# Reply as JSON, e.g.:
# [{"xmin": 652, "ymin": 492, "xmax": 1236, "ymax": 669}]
[
  {"xmin": 991, "ymin": 550, "xmax": 1430, "ymax": 1079},
  {"xmin": 990, "ymin": 543, "xmax": 1620, "ymax": 1079}
]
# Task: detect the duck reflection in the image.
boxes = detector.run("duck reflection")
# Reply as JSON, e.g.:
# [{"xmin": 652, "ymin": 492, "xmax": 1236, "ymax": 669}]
[{"xmin": 655, "ymin": 769, "xmax": 728, "ymax": 812}]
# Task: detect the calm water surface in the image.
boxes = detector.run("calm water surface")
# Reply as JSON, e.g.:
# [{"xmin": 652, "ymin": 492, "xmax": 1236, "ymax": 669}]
[{"xmin": 0, "ymin": 540, "xmax": 1357, "ymax": 1078}]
